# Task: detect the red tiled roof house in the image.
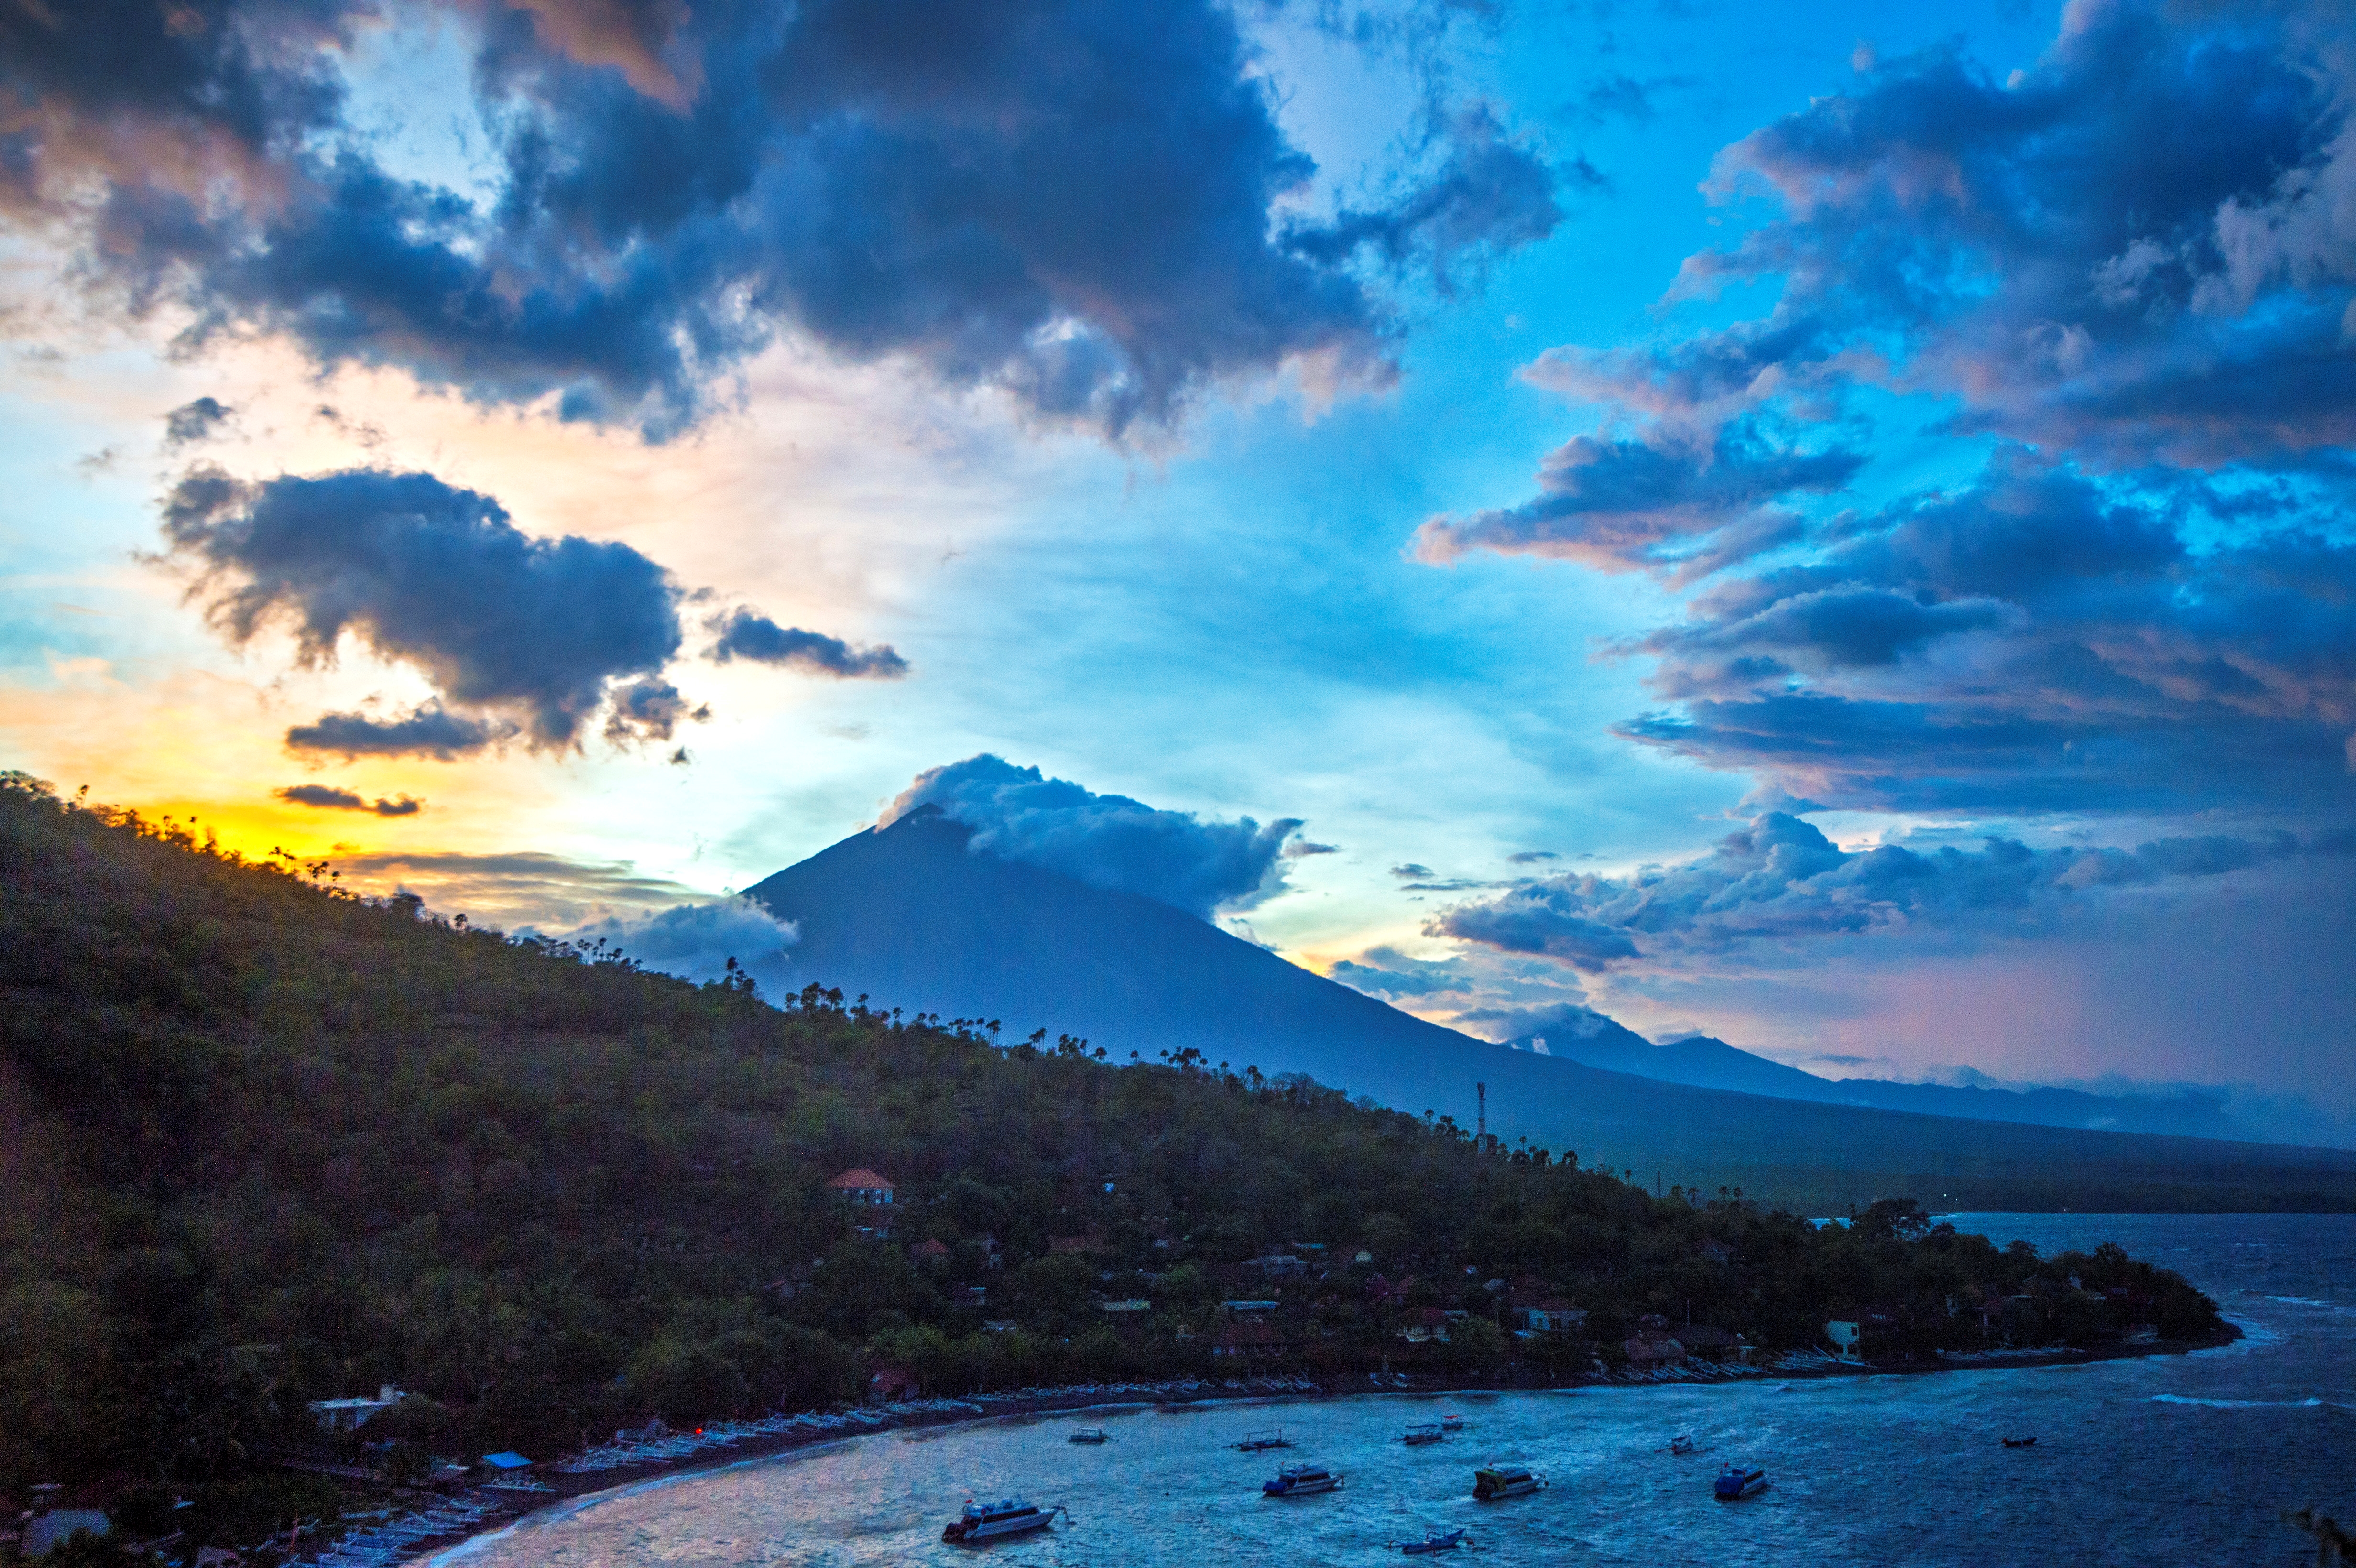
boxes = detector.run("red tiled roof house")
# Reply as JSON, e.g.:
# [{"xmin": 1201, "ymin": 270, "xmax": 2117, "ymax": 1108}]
[{"xmin": 828, "ymin": 1168, "xmax": 895, "ymax": 1204}]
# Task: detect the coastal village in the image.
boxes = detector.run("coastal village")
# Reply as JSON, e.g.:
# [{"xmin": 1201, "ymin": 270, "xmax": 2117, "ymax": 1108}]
[{"xmin": 3, "ymin": 1165, "xmax": 2192, "ymax": 1565}]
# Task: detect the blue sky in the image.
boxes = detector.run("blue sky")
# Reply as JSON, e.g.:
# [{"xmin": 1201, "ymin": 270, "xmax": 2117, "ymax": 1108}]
[{"xmin": 5, "ymin": 0, "xmax": 2353, "ymax": 1128}]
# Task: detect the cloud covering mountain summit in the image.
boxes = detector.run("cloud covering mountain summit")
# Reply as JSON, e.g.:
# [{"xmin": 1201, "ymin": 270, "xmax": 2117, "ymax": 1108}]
[{"xmin": 881, "ymin": 755, "xmax": 1304, "ymax": 920}]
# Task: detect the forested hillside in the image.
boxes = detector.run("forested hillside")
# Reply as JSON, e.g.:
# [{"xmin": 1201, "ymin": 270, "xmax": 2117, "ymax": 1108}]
[{"xmin": 0, "ymin": 773, "xmax": 2225, "ymax": 1508}]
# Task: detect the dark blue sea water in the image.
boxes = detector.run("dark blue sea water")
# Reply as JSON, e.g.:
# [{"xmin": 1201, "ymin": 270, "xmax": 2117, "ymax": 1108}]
[{"xmin": 432, "ymin": 1214, "xmax": 2356, "ymax": 1567}]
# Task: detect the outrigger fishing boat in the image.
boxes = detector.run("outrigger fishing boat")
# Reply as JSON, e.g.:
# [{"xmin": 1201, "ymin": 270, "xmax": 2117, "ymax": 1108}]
[
  {"xmin": 941, "ymin": 1497, "xmax": 1069, "ymax": 1543},
  {"xmin": 2002, "ymin": 1436, "xmax": 2038, "ymax": 1448},
  {"xmin": 1233, "ymin": 1430, "xmax": 1293, "ymax": 1452},
  {"xmin": 1669, "ymin": 1434, "xmax": 1697, "ymax": 1455},
  {"xmin": 1263, "ymin": 1463, "xmax": 1343, "ymax": 1497},
  {"xmin": 1402, "ymin": 1422, "xmax": 1447, "ymax": 1446},
  {"xmin": 1472, "ymin": 1464, "xmax": 1545, "ymax": 1500},
  {"xmin": 1397, "ymin": 1528, "xmax": 1472, "ymax": 1554},
  {"xmin": 1714, "ymin": 1465, "xmax": 1768, "ymax": 1501},
  {"xmin": 1068, "ymin": 1426, "xmax": 1110, "ymax": 1444},
  {"xmin": 1439, "ymin": 1413, "xmax": 1464, "ymax": 1433}
]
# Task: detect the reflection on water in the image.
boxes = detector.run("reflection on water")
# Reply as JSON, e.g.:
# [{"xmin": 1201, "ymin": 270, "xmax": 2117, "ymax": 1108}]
[{"xmin": 431, "ymin": 1215, "xmax": 2356, "ymax": 1568}]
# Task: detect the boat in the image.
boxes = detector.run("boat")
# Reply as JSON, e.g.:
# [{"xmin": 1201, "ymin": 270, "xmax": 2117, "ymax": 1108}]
[
  {"xmin": 2002, "ymin": 1436, "xmax": 2038, "ymax": 1448},
  {"xmin": 1714, "ymin": 1465, "xmax": 1768, "ymax": 1501},
  {"xmin": 1669, "ymin": 1434, "xmax": 1696, "ymax": 1455},
  {"xmin": 941, "ymin": 1498, "xmax": 1067, "ymax": 1543},
  {"xmin": 1398, "ymin": 1528, "xmax": 1471, "ymax": 1554},
  {"xmin": 1068, "ymin": 1426, "xmax": 1110, "ymax": 1444},
  {"xmin": 1439, "ymin": 1413, "xmax": 1464, "ymax": 1433},
  {"xmin": 1402, "ymin": 1422, "xmax": 1447, "ymax": 1446},
  {"xmin": 1263, "ymin": 1464, "xmax": 1343, "ymax": 1497},
  {"xmin": 1472, "ymin": 1465, "xmax": 1545, "ymax": 1500},
  {"xmin": 1233, "ymin": 1430, "xmax": 1293, "ymax": 1452}
]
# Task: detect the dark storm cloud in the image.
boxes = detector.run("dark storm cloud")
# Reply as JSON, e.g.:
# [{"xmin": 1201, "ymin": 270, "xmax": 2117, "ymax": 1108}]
[
  {"xmin": 1609, "ymin": 456, "xmax": 2356, "ymax": 813},
  {"xmin": 601, "ymin": 676, "xmax": 708, "ymax": 743},
  {"xmin": 164, "ymin": 466, "xmax": 685, "ymax": 751},
  {"xmin": 881, "ymin": 754, "xmax": 1305, "ymax": 919},
  {"xmin": 11, "ymin": 0, "xmax": 1563, "ymax": 439},
  {"xmin": 706, "ymin": 608, "xmax": 907, "ymax": 679},
  {"xmin": 1431, "ymin": 6, "xmax": 2356, "ymax": 830},
  {"xmin": 1414, "ymin": 419, "xmax": 1861, "ymax": 570},
  {"xmin": 285, "ymin": 704, "xmax": 516, "ymax": 760},
  {"xmin": 163, "ymin": 397, "xmax": 234, "ymax": 449},
  {"xmin": 1575, "ymin": 3, "xmax": 2356, "ymax": 466},
  {"xmin": 1431, "ymin": 810, "xmax": 2356, "ymax": 970},
  {"xmin": 274, "ymin": 782, "xmax": 425, "ymax": 815},
  {"xmin": 0, "ymin": 0, "xmax": 355, "ymax": 216}
]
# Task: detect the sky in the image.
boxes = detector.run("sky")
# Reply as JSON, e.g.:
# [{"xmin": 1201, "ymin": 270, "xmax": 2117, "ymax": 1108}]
[{"xmin": 4, "ymin": 0, "xmax": 2354, "ymax": 1129}]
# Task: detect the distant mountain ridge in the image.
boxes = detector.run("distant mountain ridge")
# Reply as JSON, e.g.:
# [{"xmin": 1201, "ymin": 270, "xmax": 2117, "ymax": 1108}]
[
  {"xmin": 746, "ymin": 812, "xmax": 2356, "ymax": 1211},
  {"xmin": 1508, "ymin": 1015, "xmax": 2290, "ymax": 1144}
]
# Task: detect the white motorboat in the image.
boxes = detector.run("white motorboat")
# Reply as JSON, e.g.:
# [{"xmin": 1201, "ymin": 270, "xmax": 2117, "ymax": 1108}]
[
  {"xmin": 1263, "ymin": 1463, "xmax": 1343, "ymax": 1496},
  {"xmin": 941, "ymin": 1497, "xmax": 1068, "ymax": 1543},
  {"xmin": 1472, "ymin": 1465, "xmax": 1545, "ymax": 1500}
]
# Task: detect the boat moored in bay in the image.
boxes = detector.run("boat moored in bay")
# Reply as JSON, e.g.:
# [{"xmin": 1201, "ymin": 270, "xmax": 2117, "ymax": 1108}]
[
  {"xmin": 1714, "ymin": 1465, "xmax": 1768, "ymax": 1501},
  {"xmin": 1402, "ymin": 1422, "xmax": 1446, "ymax": 1446},
  {"xmin": 1068, "ymin": 1426, "xmax": 1109, "ymax": 1444},
  {"xmin": 1233, "ymin": 1430, "xmax": 1293, "ymax": 1452},
  {"xmin": 942, "ymin": 1497, "xmax": 1068, "ymax": 1543},
  {"xmin": 1472, "ymin": 1465, "xmax": 1545, "ymax": 1501},
  {"xmin": 1398, "ymin": 1527, "xmax": 1471, "ymax": 1554},
  {"xmin": 1263, "ymin": 1463, "xmax": 1343, "ymax": 1497}
]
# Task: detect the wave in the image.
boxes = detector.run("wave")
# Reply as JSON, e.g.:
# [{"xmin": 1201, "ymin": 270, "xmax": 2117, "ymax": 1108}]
[{"xmin": 2147, "ymin": 1394, "xmax": 2350, "ymax": 1411}]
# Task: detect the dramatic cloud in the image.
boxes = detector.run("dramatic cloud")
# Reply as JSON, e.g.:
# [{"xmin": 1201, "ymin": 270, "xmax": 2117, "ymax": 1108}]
[
  {"xmin": 1324, "ymin": 941, "xmax": 1594, "ymax": 1040},
  {"xmin": 1286, "ymin": 104, "xmax": 1566, "ymax": 295},
  {"xmin": 1413, "ymin": 419, "xmax": 1860, "ymax": 571},
  {"xmin": 1430, "ymin": 5, "xmax": 2356, "ymax": 833},
  {"xmin": 1431, "ymin": 810, "xmax": 2356, "ymax": 971},
  {"xmin": 1612, "ymin": 456, "xmax": 2356, "ymax": 814},
  {"xmin": 328, "ymin": 847, "xmax": 720, "ymax": 930},
  {"xmin": 533, "ymin": 898, "xmax": 801, "ymax": 992},
  {"xmin": 880, "ymin": 754, "xmax": 1305, "ymax": 919},
  {"xmin": 8, "ymin": 0, "xmax": 1562, "ymax": 438},
  {"xmin": 163, "ymin": 466, "xmax": 687, "ymax": 752},
  {"xmin": 274, "ymin": 783, "xmax": 423, "ymax": 815},
  {"xmin": 1327, "ymin": 944, "xmax": 1477, "ymax": 1000},
  {"xmin": 285, "ymin": 704, "xmax": 516, "ymax": 760},
  {"xmin": 706, "ymin": 608, "xmax": 907, "ymax": 679},
  {"xmin": 1577, "ymin": 3, "xmax": 2356, "ymax": 467},
  {"xmin": 163, "ymin": 397, "xmax": 234, "ymax": 449},
  {"xmin": 602, "ymin": 676, "xmax": 708, "ymax": 744}
]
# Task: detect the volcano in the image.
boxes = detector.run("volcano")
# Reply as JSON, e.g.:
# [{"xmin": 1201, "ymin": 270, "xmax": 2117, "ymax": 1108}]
[{"xmin": 747, "ymin": 809, "xmax": 2356, "ymax": 1211}]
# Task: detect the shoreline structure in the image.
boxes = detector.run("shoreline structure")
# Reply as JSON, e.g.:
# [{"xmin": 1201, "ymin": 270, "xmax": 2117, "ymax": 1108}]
[{"xmin": 399, "ymin": 1328, "xmax": 2235, "ymax": 1568}]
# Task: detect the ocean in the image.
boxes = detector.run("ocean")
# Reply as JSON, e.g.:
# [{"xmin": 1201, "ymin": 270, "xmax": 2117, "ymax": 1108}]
[{"xmin": 429, "ymin": 1213, "xmax": 2356, "ymax": 1567}]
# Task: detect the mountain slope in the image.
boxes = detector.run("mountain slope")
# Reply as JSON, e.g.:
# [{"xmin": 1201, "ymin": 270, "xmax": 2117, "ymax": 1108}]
[
  {"xmin": 1514, "ymin": 1022, "xmax": 2295, "ymax": 1144},
  {"xmin": 747, "ymin": 813, "xmax": 2356, "ymax": 1211}
]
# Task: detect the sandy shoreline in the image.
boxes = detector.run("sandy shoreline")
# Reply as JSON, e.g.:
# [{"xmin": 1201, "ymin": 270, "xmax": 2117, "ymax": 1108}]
[{"xmin": 376, "ymin": 1330, "xmax": 2233, "ymax": 1568}]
